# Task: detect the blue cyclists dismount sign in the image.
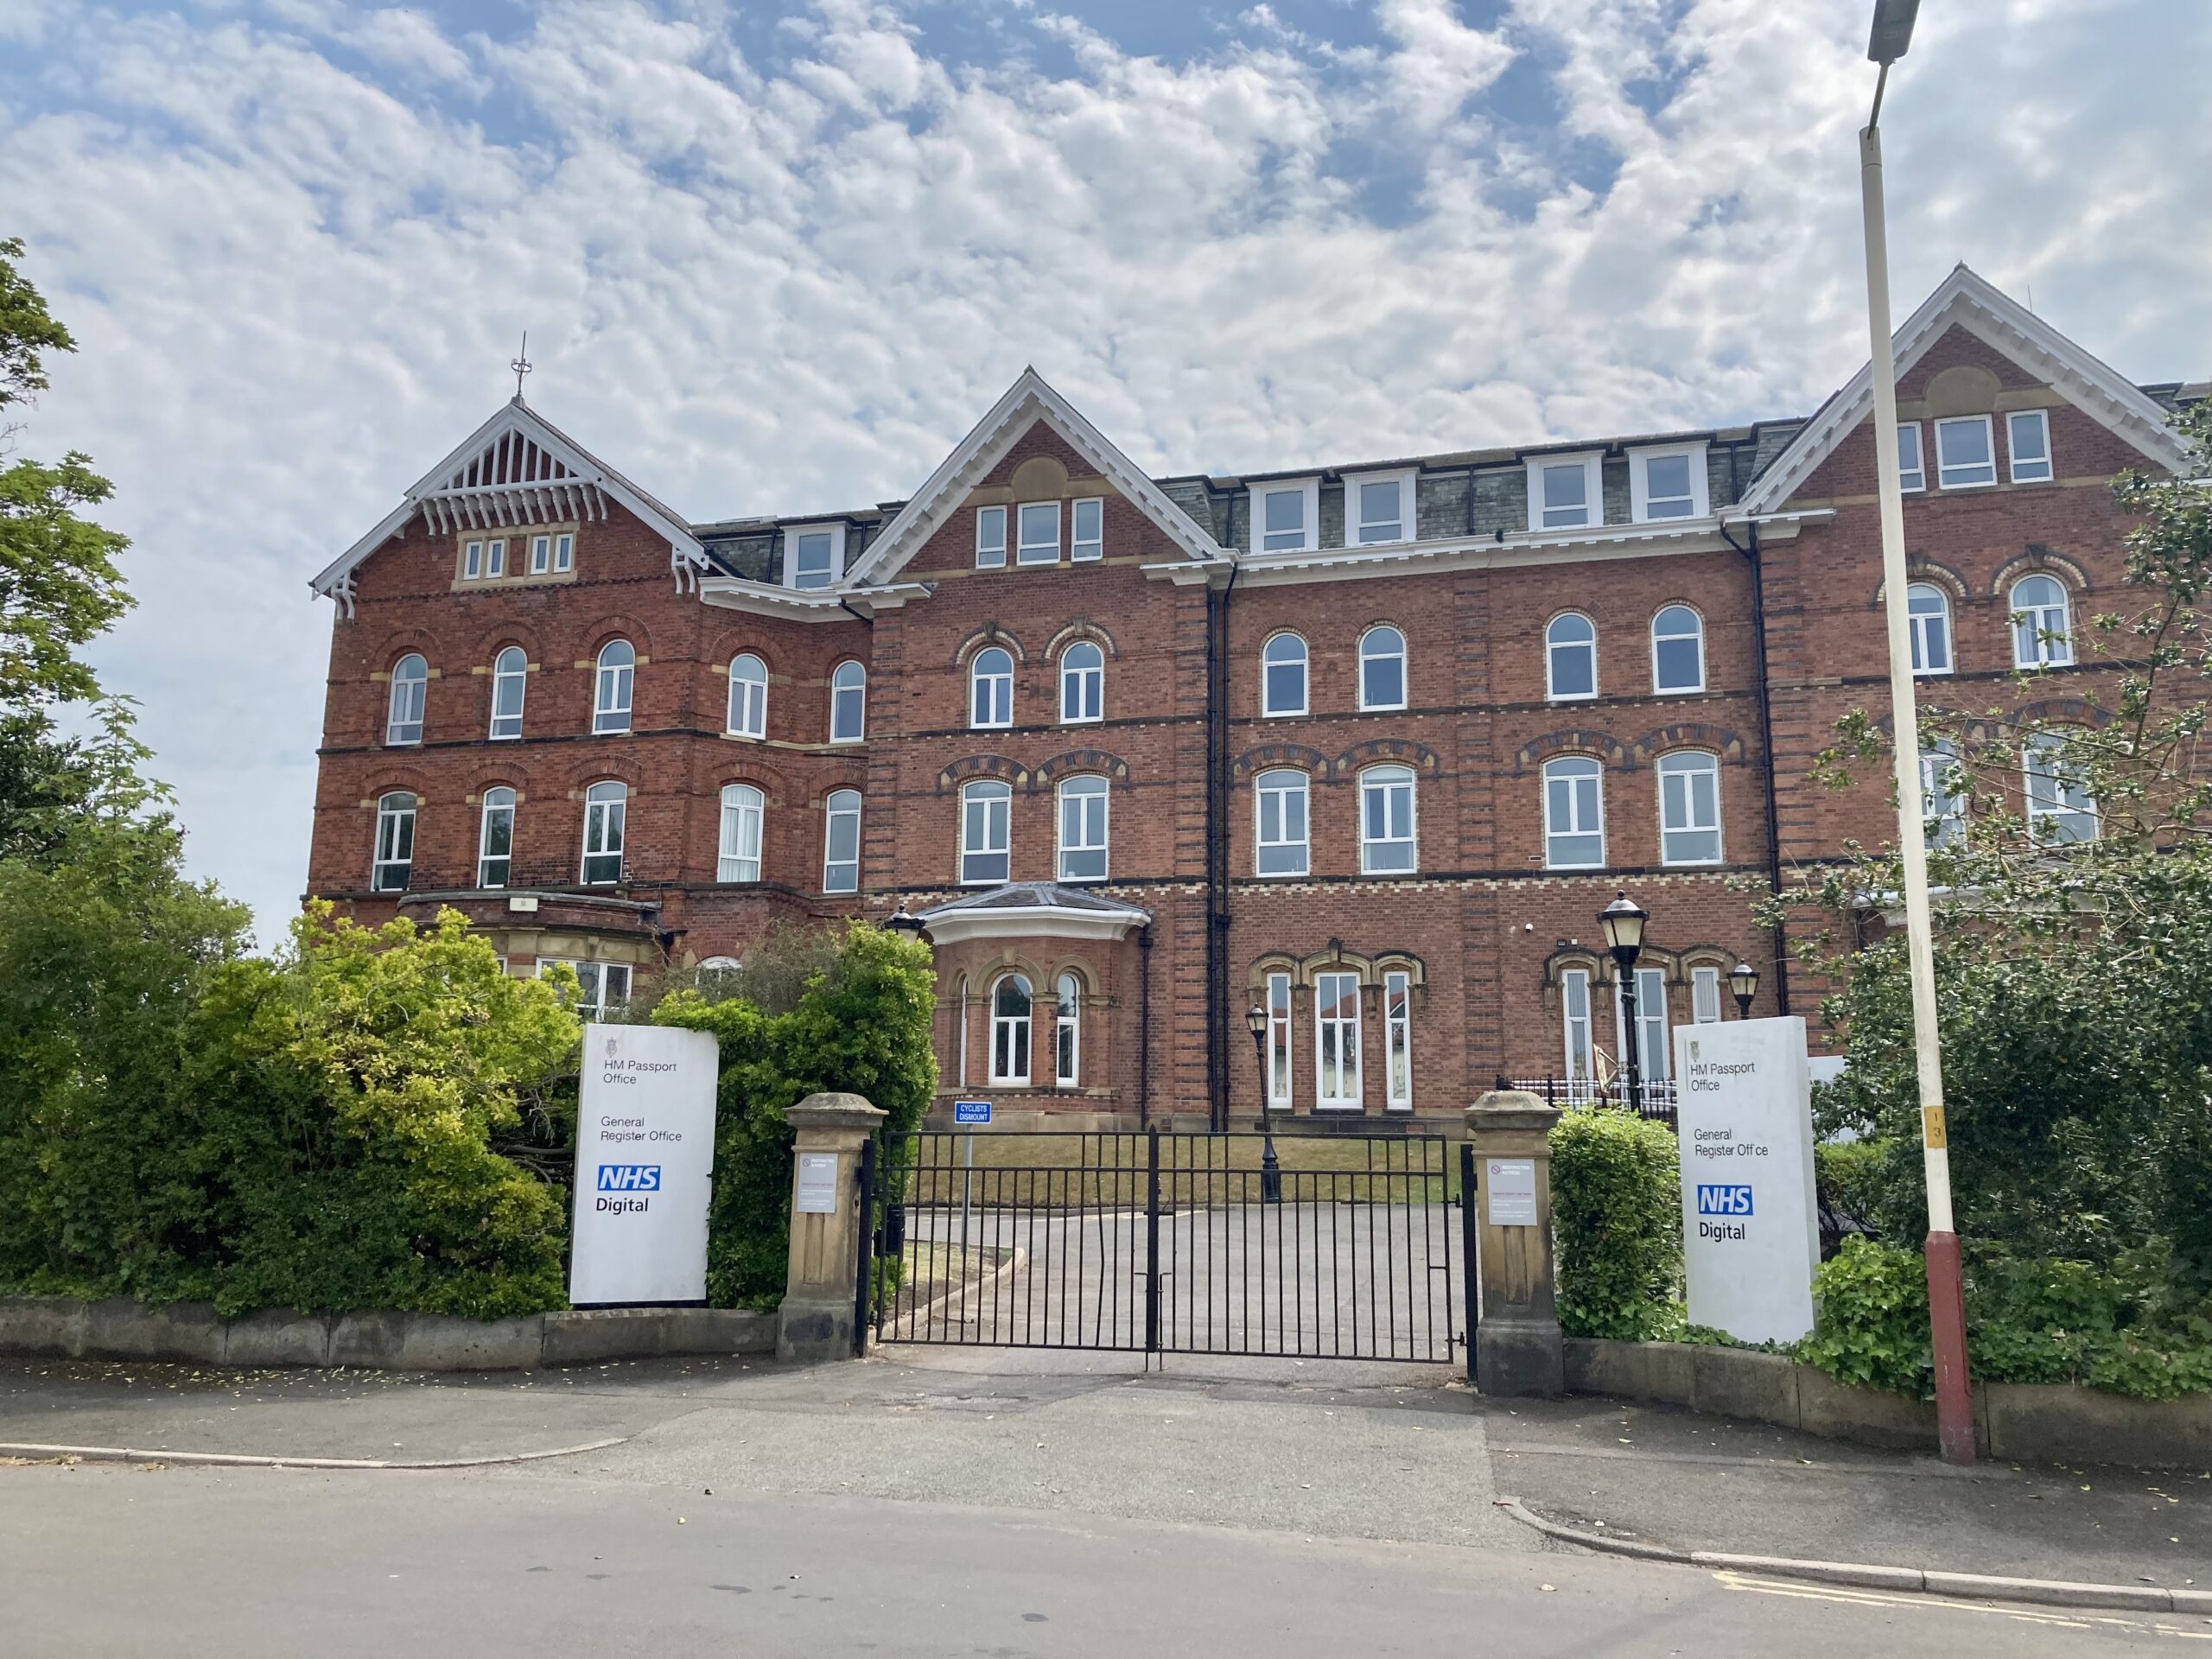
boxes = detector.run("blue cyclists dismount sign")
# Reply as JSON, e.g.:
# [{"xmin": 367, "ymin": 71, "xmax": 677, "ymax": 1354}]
[{"xmin": 953, "ymin": 1100, "xmax": 991, "ymax": 1125}]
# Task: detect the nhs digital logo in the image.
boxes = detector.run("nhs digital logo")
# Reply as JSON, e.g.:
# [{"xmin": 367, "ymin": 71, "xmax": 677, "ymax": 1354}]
[
  {"xmin": 597, "ymin": 1164, "xmax": 661, "ymax": 1192},
  {"xmin": 1696, "ymin": 1183, "xmax": 1753, "ymax": 1240}
]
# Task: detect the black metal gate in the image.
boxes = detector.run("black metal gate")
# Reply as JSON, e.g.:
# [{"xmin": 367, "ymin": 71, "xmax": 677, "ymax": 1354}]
[{"xmin": 860, "ymin": 1130, "xmax": 1463, "ymax": 1363}]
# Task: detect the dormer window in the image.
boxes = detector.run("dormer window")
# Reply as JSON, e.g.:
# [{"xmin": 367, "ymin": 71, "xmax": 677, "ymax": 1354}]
[
  {"xmin": 785, "ymin": 523, "xmax": 845, "ymax": 590},
  {"xmin": 1249, "ymin": 478, "xmax": 1319, "ymax": 555},
  {"xmin": 1527, "ymin": 454, "xmax": 1602, "ymax": 531},
  {"xmin": 1630, "ymin": 445, "xmax": 1707, "ymax": 522},
  {"xmin": 1346, "ymin": 470, "xmax": 1415, "ymax": 545}
]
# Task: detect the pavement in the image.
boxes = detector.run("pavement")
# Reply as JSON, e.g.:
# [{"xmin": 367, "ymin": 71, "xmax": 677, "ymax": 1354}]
[{"xmin": 3, "ymin": 1345, "xmax": 2209, "ymax": 1653}]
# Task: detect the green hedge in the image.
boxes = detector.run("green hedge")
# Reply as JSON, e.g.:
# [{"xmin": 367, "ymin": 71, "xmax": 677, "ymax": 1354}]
[{"xmin": 1549, "ymin": 1109, "xmax": 1681, "ymax": 1341}]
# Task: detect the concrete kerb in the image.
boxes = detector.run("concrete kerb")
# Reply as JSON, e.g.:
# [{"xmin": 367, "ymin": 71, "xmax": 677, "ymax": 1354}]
[
  {"xmin": 1494, "ymin": 1495, "xmax": 2212, "ymax": 1615},
  {"xmin": 0, "ymin": 1438, "xmax": 632, "ymax": 1471}
]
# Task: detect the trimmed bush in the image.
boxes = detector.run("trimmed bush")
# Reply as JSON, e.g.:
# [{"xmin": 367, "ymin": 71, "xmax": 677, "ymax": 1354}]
[
  {"xmin": 1549, "ymin": 1109, "xmax": 1681, "ymax": 1341},
  {"xmin": 1798, "ymin": 1236, "xmax": 1932, "ymax": 1396}
]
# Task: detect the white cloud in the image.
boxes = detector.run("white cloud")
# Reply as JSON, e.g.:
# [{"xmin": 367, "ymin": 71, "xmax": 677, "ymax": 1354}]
[{"xmin": 0, "ymin": 0, "xmax": 2204, "ymax": 939}]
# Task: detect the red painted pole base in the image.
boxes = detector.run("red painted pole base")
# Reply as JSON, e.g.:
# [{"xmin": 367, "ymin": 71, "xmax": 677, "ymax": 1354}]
[{"xmin": 1925, "ymin": 1229, "xmax": 1975, "ymax": 1465}]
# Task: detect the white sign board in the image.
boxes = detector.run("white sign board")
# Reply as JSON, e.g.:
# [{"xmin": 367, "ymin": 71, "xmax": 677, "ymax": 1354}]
[
  {"xmin": 569, "ymin": 1023, "xmax": 720, "ymax": 1306},
  {"xmin": 795, "ymin": 1153, "xmax": 839, "ymax": 1215},
  {"xmin": 1674, "ymin": 1016, "xmax": 1820, "ymax": 1344},
  {"xmin": 1484, "ymin": 1158, "xmax": 1539, "ymax": 1227}
]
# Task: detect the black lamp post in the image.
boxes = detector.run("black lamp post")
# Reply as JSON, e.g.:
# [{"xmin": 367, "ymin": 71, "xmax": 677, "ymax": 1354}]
[
  {"xmin": 1599, "ymin": 890, "xmax": 1649, "ymax": 1115},
  {"xmin": 883, "ymin": 905, "xmax": 931, "ymax": 947},
  {"xmin": 1246, "ymin": 1003, "xmax": 1281, "ymax": 1203},
  {"xmin": 1729, "ymin": 958, "xmax": 1761, "ymax": 1020}
]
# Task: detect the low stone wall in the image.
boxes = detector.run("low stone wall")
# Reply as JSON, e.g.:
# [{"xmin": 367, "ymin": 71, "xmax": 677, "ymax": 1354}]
[
  {"xmin": 1566, "ymin": 1338, "xmax": 2212, "ymax": 1469},
  {"xmin": 0, "ymin": 1296, "xmax": 774, "ymax": 1372}
]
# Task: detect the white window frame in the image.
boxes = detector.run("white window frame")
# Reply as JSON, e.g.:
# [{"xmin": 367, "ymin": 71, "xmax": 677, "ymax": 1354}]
[
  {"xmin": 593, "ymin": 641, "xmax": 633, "ymax": 735},
  {"xmin": 2023, "ymin": 734, "xmax": 2097, "ymax": 843},
  {"xmin": 1921, "ymin": 741, "xmax": 1966, "ymax": 850},
  {"xmin": 991, "ymin": 973, "xmax": 1033, "ymax": 1085},
  {"xmin": 976, "ymin": 505, "xmax": 1007, "ymax": 569},
  {"xmin": 1383, "ymin": 969, "xmax": 1412, "ymax": 1111},
  {"xmin": 1357, "ymin": 625, "xmax": 1408, "ymax": 711},
  {"xmin": 1249, "ymin": 477, "xmax": 1319, "ymax": 555},
  {"xmin": 1313, "ymin": 971, "xmax": 1363, "ymax": 1110},
  {"xmin": 1629, "ymin": 443, "xmax": 1708, "ymax": 523},
  {"xmin": 822, "ymin": 788, "xmax": 861, "ymax": 893},
  {"xmin": 2010, "ymin": 575, "xmax": 2074, "ymax": 669},
  {"xmin": 727, "ymin": 653, "xmax": 768, "ymax": 739},
  {"xmin": 477, "ymin": 786, "xmax": 514, "ymax": 889},
  {"xmin": 540, "ymin": 959, "xmax": 631, "ymax": 1019},
  {"xmin": 1544, "ymin": 612, "xmax": 1598, "ymax": 702},
  {"xmin": 969, "ymin": 647, "xmax": 1014, "ymax": 730},
  {"xmin": 489, "ymin": 646, "xmax": 527, "ymax": 740},
  {"xmin": 1527, "ymin": 452, "xmax": 1603, "ymax": 532},
  {"xmin": 785, "ymin": 523, "xmax": 845, "ymax": 590},
  {"xmin": 1071, "ymin": 497, "xmax": 1103, "ymax": 562},
  {"xmin": 829, "ymin": 660, "xmax": 866, "ymax": 743},
  {"xmin": 1560, "ymin": 967, "xmax": 1594, "ymax": 1098},
  {"xmin": 1692, "ymin": 964, "xmax": 1722, "ymax": 1025},
  {"xmin": 1261, "ymin": 632, "xmax": 1308, "ymax": 717},
  {"xmin": 1265, "ymin": 971, "xmax": 1294, "ymax": 1109},
  {"xmin": 1649, "ymin": 605, "xmax": 1704, "ymax": 695},
  {"xmin": 530, "ymin": 533, "xmax": 551, "ymax": 575},
  {"xmin": 1897, "ymin": 422, "xmax": 1926, "ymax": 493},
  {"xmin": 1255, "ymin": 769, "xmax": 1309, "ymax": 877},
  {"xmin": 1344, "ymin": 468, "xmax": 1416, "ymax": 546},
  {"xmin": 1016, "ymin": 500, "xmax": 1061, "ymax": 566},
  {"xmin": 1059, "ymin": 640, "xmax": 1103, "ymax": 724},
  {"xmin": 1054, "ymin": 973, "xmax": 1081, "ymax": 1088},
  {"xmin": 485, "ymin": 537, "xmax": 506, "ymax": 578},
  {"xmin": 1542, "ymin": 757, "xmax": 1606, "ymax": 870},
  {"xmin": 1656, "ymin": 750, "xmax": 1724, "ymax": 867},
  {"xmin": 386, "ymin": 655, "xmax": 427, "ymax": 746},
  {"xmin": 1357, "ymin": 765, "xmax": 1417, "ymax": 874},
  {"xmin": 1617, "ymin": 967, "xmax": 1671, "ymax": 1085},
  {"xmin": 372, "ymin": 791, "xmax": 416, "ymax": 892},
  {"xmin": 1934, "ymin": 415, "xmax": 1997, "ymax": 490},
  {"xmin": 463, "ymin": 539, "xmax": 484, "ymax": 580},
  {"xmin": 1907, "ymin": 583, "xmax": 1953, "ymax": 677},
  {"xmin": 1056, "ymin": 775, "xmax": 1109, "ymax": 883},
  {"xmin": 2007, "ymin": 409, "xmax": 2054, "ymax": 484},
  {"xmin": 717, "ymin": 783, "xmax": 764, "ymax": 882},
  {"xmin": 959, "ymin": 779, "xmax": 1011, "ymax": 885},
  {"xmin": 553, "ymin": 531, "xmax": 573, "ymax": 573},
  {"xmin": 581, "ymin": 780, "xmax": 626, "ymax": 886}
]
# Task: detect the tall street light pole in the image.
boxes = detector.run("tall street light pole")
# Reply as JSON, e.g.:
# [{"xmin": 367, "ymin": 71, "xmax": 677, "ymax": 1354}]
[{"xmin": 1859, "ymin": 0, "xmax": 1974, "ymax": 1465}]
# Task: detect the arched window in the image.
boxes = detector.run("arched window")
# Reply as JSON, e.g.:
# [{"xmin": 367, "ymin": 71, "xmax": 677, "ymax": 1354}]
[
  {"xmin": 727, "ymin": 653, "xmax": 767, "ymax": 738},
  {"xmin": 593, "ymin": 640, "xmax": 633, "ymax": 734},
  {"xmin": 970, "ymin": 646, "xmax": 1014, "ymax": 729},
  {"xmin": 1650, "ymin": 606, "xmax": 1704, "ymax": 694},
  {"xmin": 581, "ymin": 780, "xmax": 626, "ymax": 884},
  {"xmin": 1545, "ymin": 613, "xmax": 1597, "ymax": 701},
  {"xmin": 1921, "ymin": 740, "xmax": 1965, "ymax": 850},
  {"xmin": 1060, "ymin": 640, "xmax": 1104, "ymax": 724},
  {"xmin": 386, "ymin": 654, "xmax": 427, "ymax": 746},
  {"xmin": 1262, "ymin": 632, "xmax": 1307, "ymax": 717},
  {"xmin": 992, "ymin": 973, "xmax": 1033, "ymax": 1084},
  {"xmin": 1055, "ymin": 973, "xmax": 1081, "ymax": 1087},
  {"xmin": 1255, "ymin": 768, "xmax": 1309, "ymax": 876},
  {"xmin": 1541, "ymin": 757, "xmax": 1605, "ymax": 868},
  {"xmin": 960, "ymin": 779, "xmax": 1011, "ymax": 884},
  {"xmin": 823, "ymin": 788, "xmax": 861, "ymax": 893},
  {"xmin": 830, "ymin": 660, "xmax": 866, "ymax": 742},
  {"xmin": 717, "ymin": 783, "xmax": 764, "ymax": 882},
  {"xmin": 2011, "ymin": 575, "xmax": 2074, "ymax": 668},
  {"xmin": 489, "ymin": 647, "xmax": 526, "ymax": 740},
  {"xmin": 372, "ymin": 791, "xmax": 416, "ymax": 891},
  {"xmin": 1907, "ymin": 583, "xmax": 1953, "ymax": 676},
  {"xmin": 1358, "ymin": 626, "xmax": 1407, "ymax": 711},
  {"xmin": 477, "ymin": 786, "xmax": 515, "ymax": 887},
  {"xmin": 1358, "ymin": 764, "xmax": 1416, "ymax": 874},
  {"xmin": 1057, "ymin": 775, "xmax": 1109, "ymax": 882},
  {"xmin": 1656, "ymin": 751, "xmax": 1722, "ymax": 865}
]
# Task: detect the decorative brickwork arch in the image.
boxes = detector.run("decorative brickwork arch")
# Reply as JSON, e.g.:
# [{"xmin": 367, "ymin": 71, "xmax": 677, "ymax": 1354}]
[
  {"xmin": 1045, "ymin": 956, "xmax": 1106, "ymax": 1000},
  {"xmin": 1630, "ymin": 721, "xmax": 1747, "ymax": 767},
  {"xmin": 1540, "ymin": 944, "xmax": 1606, "ymax": 999},
  {"xmin": 1334, "ymin": 736, "xmax": 1440, "ymax": 776},
  {"xmin": 362, "ymin": 766, "xmax": 435, "ymax": 805},
  {"xmin": 703, "ymin": 628, "xmax": 782, "ymax": 677},
  {"xmin": 564, "ymin": 753, "xmax": 646, "ymax": 792},
  {"xmin": 1515, "ymin": 729, "xmax": 1628, "ymax": 775},
  {"xmin": 716, "ymin": 765, "xmax": 788, "ymax": 805},
  {"xmin": 1231, "ymin": 741, "xmax": 1331, "ymax": 781},
  {"xmin": 1300, "ymin": 939, "xmax": 1376, "ymax": 985},
  {"xmin": 1372, "ymin": 950, "xmax": 1426, "ymax": 988},
  {"xmin": 1992, "ymin": 543, "xmax": 2092, "ymax": 597},
  {"xmin": 464, "ymin": 760, "xmax": 538, "ymax": 802},
  {"xmin": 814, "ymin": 761, "xmax": 868, "ymax": 798},
  {"xmin": 1045, "ymin": 619, "xmax": 1121, "ymax": 661},
  {"xmin": 1029, "ymin": 748, "xmax": 1130, "ymax": 791},
  {"xmin": 1246, "ymin": 950, "xmax": 1305, "ymax": 994},
  {"xmin": 1871, "ymin": 555, "xmax": 1970, "ymax": 606},
  {"xmin": 371, "ymin": 628, "xmax": 443, "ymax": 673},
  {"xmin": 575, "ymin": 613, "xmax": 656, "ymax": 661},
  {"xmin": 950, "ymin": 623, "xmax": 1029, "ymax": 668},
  {"xmin": 469, "ymin": 619, "xmax": 547, "ymax": 663},
  {"xmin": 938, "ymin": 753, "xmax": 1029, "ymax": 793},
  {"xmin": 2015, "ymin": 696, "xmax": 2114, "ymax": 731}
]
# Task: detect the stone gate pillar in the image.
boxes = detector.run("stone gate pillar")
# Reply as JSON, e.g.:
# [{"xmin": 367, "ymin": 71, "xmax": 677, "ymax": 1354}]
[
  {"xmin": 1466, "ymin": 1090, "xmax": 1565, "ymax": 1396},
  {"xmin": 777, "ymin": 1091, "xmax": 887, "ymax": 1364}
]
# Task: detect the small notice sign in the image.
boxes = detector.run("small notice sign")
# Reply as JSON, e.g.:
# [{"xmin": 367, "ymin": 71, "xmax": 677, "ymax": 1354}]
[
  {"xmin": 796, "ymin": 1152, "xmax": 839, "ymax": 1215},
  {"xmin": 1485, "ymin": 1158, "xmax": 1538, "ymax": 1227},
  {"xmin": 953, "ymin": 1100, "xmax": 992, "ymax": 1125}
]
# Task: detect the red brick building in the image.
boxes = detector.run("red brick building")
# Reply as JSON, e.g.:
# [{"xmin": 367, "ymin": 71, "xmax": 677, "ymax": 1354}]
[{"xmin": 308, "ymin": 268, "xmax": 2196, "ymax": 1128}]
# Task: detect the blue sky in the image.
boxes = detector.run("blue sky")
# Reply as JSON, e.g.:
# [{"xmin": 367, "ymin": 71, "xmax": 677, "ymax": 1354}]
[{"xmin": 2, "ymin": 0, "xmax": 2207, "ymax": 939}]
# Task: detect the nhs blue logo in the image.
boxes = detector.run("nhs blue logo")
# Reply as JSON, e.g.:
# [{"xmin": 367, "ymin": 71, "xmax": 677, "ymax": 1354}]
[
  {"xmin": 597, "ymin": 1164, "xmax": 662, "ymax": 1192},
  {"xmin": 1697, "ymin": 1184, "xmax": 1754, "ymax": 1217}
]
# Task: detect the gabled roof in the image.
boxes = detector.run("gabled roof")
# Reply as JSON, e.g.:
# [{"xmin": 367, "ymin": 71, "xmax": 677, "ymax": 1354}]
[
  {"xmin": 309, "ymin": 399, "xmax": 708, "ymax": 611},
  {"xmin": 843, "ymin": 370, "xmax": 1224, "ymax": 584},
  {"xmin": 1740, "ymin": 265, "xmax": 2190, "ymax": 514}
]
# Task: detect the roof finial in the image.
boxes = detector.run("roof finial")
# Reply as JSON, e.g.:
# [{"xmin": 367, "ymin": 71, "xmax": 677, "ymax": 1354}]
[{"xmin": 511, "ymin": 331, "xmax": 533, "ymax": 402}]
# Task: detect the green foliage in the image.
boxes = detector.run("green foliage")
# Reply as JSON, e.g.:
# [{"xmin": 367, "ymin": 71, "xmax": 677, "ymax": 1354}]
[
  {"xmin": 1813, "ymin": 1138, "xmax": 1888, "ymax": 1230},
  {"xmin": 0, "ymin": 235, "xmax": 73, "ymax": 411},
  {"xmin": 1798, "ymin": 1237, "xmax": 1933, "ymax": 1396},
  {"xmin": 1549, "ymin": 1109, "xmax": 1681, "ymax": 1341},
  {"xmin": 654, "ymin": 921, "xmax": 937, "ymax": 1309}
]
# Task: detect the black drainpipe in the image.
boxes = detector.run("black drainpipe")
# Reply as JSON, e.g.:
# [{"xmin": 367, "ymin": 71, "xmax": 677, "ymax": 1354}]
[
  {"xmin": 1136, "ymin": 924, "xmax": 1154, "ymax": 1128},
  {"xmin": 1719, "ymin": 515, "xmax": 1790, "ymax": 1017},
  {"xmin": 1205, "ymin": 561, "xmax": 1239, "ymax": 1131}
]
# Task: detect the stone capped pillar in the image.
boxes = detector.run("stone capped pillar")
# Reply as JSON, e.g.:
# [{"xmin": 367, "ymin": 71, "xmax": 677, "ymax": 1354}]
[
  {"xmin": 1466, "ymin": 1090, "xmax": 1565, "ymax": 1397},
  {"xmin": 777, "ymin": 1091, "xmax": 887, "ymax": 1364}
]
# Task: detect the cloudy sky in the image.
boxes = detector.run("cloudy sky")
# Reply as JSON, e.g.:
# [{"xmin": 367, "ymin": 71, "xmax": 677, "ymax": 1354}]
[{"xmin": 3, "ymin": 0, "xmax": 2206, "ymax": 941}]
